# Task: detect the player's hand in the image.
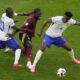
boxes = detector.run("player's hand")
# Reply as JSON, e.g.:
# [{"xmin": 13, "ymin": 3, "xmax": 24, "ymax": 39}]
[
  {"xmin": 14, "ymin": 12, "xmax": 18, "ymax": 16},
  {"xmin": 37, "ymin": 31, "xmax": 42, "ymax": 37}
]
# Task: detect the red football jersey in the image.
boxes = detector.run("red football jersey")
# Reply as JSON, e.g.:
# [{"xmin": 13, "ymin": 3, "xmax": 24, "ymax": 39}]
[{"xmin": 21, "ymin": 13, "xmax": 38, "ymax": 37}]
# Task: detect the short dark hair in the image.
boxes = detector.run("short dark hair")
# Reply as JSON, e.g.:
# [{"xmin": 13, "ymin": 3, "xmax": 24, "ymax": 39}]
[
  {"xmin": 33, "ymin": 8, "xmax": 41, "ymax": 14},
  {"xmin": 6, "ymin": 7, "xmax": 13, "ymax": 14},
  {"xmin": 65, "ymin": 11, "xmax": 73, "ymax": 18}
]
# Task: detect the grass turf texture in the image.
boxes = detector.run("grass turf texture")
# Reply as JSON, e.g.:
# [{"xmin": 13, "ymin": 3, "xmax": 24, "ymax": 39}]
[{"xmin": 0, "ymin": 0, "xmax": 80, "ymax": 80}]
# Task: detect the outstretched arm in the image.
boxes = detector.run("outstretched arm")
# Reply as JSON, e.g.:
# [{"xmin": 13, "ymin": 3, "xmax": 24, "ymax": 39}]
[
  {"xmin": 38, "ymin": 18, "xmax": 53, "ymax": 37},
  {"xmin": 14, "ymin": 12, "xmax": 33, "ymax": 16}
]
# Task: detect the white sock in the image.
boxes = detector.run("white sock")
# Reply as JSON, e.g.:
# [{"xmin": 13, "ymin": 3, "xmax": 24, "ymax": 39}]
[
  {"xmin": 68, "ymin": 49, "xmax": 75, "ymax": 60},
  {"xmin": 33, "ymin": 50, "xmax": 43, "ymax": 67},
  {"xmin": 14, "ymin": 49, "xmax": 21, "ymax": 64}
]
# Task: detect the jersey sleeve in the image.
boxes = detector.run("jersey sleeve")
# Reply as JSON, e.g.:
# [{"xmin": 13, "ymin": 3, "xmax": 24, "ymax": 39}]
[
  {"xmin": 68, "ymin": 18, "xmax": 76, "ymax": 25},
  {"xmin": 51, "ymin": 17, "xmax": 57, "ymax": 23},
  {"xmin": 1, "ymin": 13, "xmax": 6, "ymax": 21}
]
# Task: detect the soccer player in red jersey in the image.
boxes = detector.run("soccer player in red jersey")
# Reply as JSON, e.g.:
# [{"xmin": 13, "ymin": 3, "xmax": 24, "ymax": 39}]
[{"xmin": 16, "ymin": 8, "xmax": 41, "ymax": 69}]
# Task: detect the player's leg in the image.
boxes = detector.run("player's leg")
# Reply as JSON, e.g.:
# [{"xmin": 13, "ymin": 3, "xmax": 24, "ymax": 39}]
[
  {"xmin": 6, "ymin": 38, "xmax": 23, "ymax": 67},
  {"xmin": 22, "ymin": 35, "xmax": 32, "ymax": 69},
  {"xmin": 25, "ymin": 40, "xmax": 32, "ymax": 69},
  {"xmin": 32, "ymin": 42, "xmax": 47, "ymax": 66},
  {"xmin": 31, "ymin": 34, "xmax": 52, "ymax": 72},
  {"xmin": 62, "ymin": 41, "xmax": 80, "ymax": 64},
  {"xmin": 13, "ymin": 48, "xmax": 23, "ymax": 68},
  {"xmin": 31, "ymin": 42, "xmax": 47, "ymax": 72},
  {"xmin": 19, "ymin": 33, "xmax": 32, "ymax": 69},
  {"xmin": 62, "ymin": 42, "xmax": 75, "ymax": 59},
  {"xmin": 53, "ymin": 37, "xmax": 80, "ymax": 64}
]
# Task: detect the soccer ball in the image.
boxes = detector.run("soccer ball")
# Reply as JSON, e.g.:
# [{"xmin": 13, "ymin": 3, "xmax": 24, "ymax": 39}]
[{"xmin": 57, "ymin": 68, "xmax": 66, "ymax": 77}]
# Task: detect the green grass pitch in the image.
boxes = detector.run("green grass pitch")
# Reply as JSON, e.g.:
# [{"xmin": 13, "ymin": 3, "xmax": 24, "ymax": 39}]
[{"xmin": 0, "ymin": 0, "xmax": 80, "ymax": 80}]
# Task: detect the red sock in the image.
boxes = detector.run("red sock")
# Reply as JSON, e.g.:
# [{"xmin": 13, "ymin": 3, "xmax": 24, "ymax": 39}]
[{"xmin": 25, "ymin": 47, "xmax": 32, "ymax": 61}]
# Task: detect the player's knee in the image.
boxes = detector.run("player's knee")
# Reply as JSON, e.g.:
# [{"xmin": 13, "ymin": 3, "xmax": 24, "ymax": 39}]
[
  {"xmin": 40, "ymin": 46, "xmax": 47, "ymax": 51},
  {"xmin": 40, "ymin": 47, "xmax": 45, "ymax": 51},
  {"xmin": 40, "ymin": 43, "xmax": 47, "ymax": 51},
  {"xmin": 27, "ymin": 42, "xmax": 32, "ymax": 47},
  {"xmin": 66, "ymin": 48, "xmax": 71, "ymax": 51}
]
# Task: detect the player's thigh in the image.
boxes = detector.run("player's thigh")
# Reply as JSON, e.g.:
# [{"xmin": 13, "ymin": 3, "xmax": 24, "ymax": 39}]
[
  {"xmin": 62, "ymin": 41, "xmax": 72, "ymax": 51},
  {"xmin": 6, "ymin": 38, "xmax": 19, "ymax": 49},
  {"xmin": 19, "ymin": 33, "xmax": 28, "ymax": 44},
  {"xmin": 41, "ymin": 35, "xmax": 53, "ymax": 51}
]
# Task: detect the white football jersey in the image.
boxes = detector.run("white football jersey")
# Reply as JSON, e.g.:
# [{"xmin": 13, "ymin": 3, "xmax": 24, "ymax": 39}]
[
  {"xmin": 0, "ymin": 13, "xmax": 15, "ymax": 41},
  {"xmin": 0, "ymin": 13, "xmax": 15, "ymax": 34},
  {"xmin": 46, "ymin": 16, "xmax": 76, "ymax": 38}
]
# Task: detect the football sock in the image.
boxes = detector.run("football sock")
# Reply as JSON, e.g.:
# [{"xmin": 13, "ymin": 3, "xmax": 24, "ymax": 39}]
[
  {"xmin": 25, "ymin": 47, "xmax": 32, "ymax": 61},
  {"xmin": 27, "ymin": 61, "xmax": 31, "ymax": 64},
  {"xmin": 27, "ymin": 61, "xmax": 31, "ymax": 66},
  {"xmin": 14, "ymin": 49, "xmax": 21, "ymax": 64},
  {"xmin": 33, "ymin": 49, "xmax": 43, "ymax": 67},
  {"xmin": 68, "ymin": 49, "xmax": 75, "ymax": 60},
  {"xmin": 27, "ymin": 61, "xmax": 32, "ymax": 69}
]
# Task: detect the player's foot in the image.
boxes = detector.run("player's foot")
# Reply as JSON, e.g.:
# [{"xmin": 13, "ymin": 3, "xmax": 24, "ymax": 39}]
[
  {"xmin": 72, "ymin": 59, "xmax": 80, "ymax": 64},
  {"xmin": 30, "ymin": 66, "xmax": 36, "ymax": 73},
  {"xmin": 26, "ymin": 62, "xmax": 32, "ymax": 69},
  {"xmin": 13, "ymin": 64, "xmax": 23, "ymax": 68}
]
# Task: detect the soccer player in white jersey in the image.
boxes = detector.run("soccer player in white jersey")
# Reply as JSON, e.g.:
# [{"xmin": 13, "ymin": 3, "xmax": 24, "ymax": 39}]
[
  {"xmin": 0, "ymin": 7, "xmax": 23, "ymax": 68},
  {"xmin": 31, "ymin": 11, "xmax": 80, "ymax": 72}
]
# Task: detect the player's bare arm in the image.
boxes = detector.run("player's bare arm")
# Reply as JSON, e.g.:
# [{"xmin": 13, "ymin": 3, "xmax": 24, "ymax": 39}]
[
  {"xmin": 15, "ymin": 12, "xmax": 32, "ymax": 16},
  {"xmin": 38, "ymin": 18, "xmax": 53, "ymax": 37},
  {"xmin": 14, "ymin": 12, "xmax": 27, "ymax": 16}
]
